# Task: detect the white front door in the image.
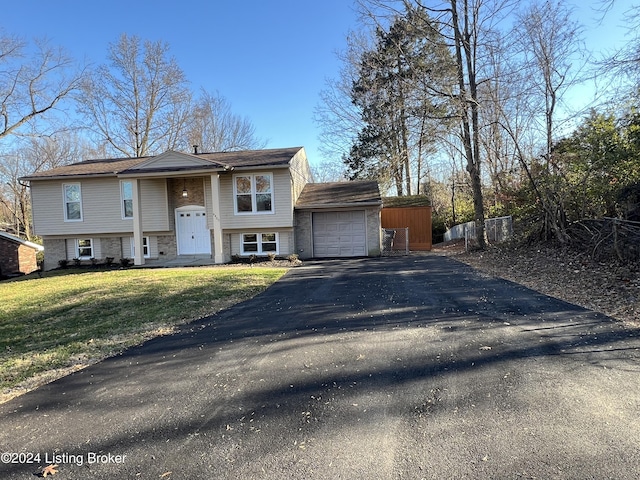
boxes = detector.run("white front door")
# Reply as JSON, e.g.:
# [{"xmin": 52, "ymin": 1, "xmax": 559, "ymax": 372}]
[{"xmin": 176, "ymin": 207, "xmax": 211, "ymax": 255}]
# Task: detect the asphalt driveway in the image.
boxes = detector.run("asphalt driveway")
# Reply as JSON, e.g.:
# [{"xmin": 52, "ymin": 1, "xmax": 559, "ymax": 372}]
[{"xmin": 1, "ymin": 255, "xmax": 639, "ymax": 479}]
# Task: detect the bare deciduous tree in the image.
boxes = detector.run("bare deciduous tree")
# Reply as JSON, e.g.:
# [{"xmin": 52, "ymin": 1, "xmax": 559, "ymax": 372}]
[
  {"xmin": 513, "ymin": 0, "xmax": 585, "ymax": 242},
  {"xmin": 77, "ymin": 33, "xmax": 192, "ymax": 158},
  {"xmin": 411, "ymin": 0, "xmax": 515, "ymax": 247},
  {"xmin": 0, "ymin": 32, "xmax": 83, "ymax": 140},
  {"xmin": 187, "ymin": 90, "xmax": 265, "ymax": 152},
  {"xmin": 0, "ymin": 134, "xmax": 90, "ymax": 238},
  {"xmin": 311, "ymin": 159, "xmax": 347, "ymax": 182},
  {"xmin": 314, "ymin": 31, "xmax": 370, "ymax": 162},
  {"xmin": 0, "ymin": 30, "xmax": 84, "ymax": 238}
]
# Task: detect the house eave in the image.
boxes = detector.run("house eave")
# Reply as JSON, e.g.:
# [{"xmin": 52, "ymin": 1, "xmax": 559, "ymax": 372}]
[
  {"xmin": 0, "ymin": 231, "xmax": 44, "ymax": 251},
  {"xmin": 116, "ymin": 166, "xmax": 229, "ymax": 178},
  {"xmin": 228, "ymin": 164, "xmax": 292, "ymax": 172},
  {"xmin": 20, "ymin": 172, "xmax": 118, "ymax": 182},
  {"xmin": 295, "ymin": 202, "xmax": 382, "ymax": 210}
]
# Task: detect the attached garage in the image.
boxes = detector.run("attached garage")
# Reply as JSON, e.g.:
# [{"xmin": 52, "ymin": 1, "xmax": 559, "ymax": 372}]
[
  {"xmin": 294, "ymin": 181, "xmax": 382, "ymax": 259},
  {"xmin": 312, "ymin": 211, "xmax": 366, "ymax": 257}
]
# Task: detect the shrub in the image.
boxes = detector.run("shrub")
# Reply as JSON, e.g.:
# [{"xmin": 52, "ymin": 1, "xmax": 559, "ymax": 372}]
[
  {"xmin": 36, "ymin": 250, "xmax": 45, "ymax": 268},
  {"xmin": 119, "ymin": 258, "xmax": 132, "ymax": 267},
  {"xmin": 58, "ymin": 259, "xmax": 69, "ymax": 269},
  {"xmin": 72, "ymin": 258, "xmax": 81, "ymax": 267},
  {"xmin": 105, "ymin": 257, "xmax": 115, "ymax": 266},
  {"xmin": 267, "ymin": 252, "xmax": 277, "ymax": 262}
]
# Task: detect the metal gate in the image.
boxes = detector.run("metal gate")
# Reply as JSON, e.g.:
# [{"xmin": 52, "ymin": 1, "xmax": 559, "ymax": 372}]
[{"xmin": 381, "ymin": 227, "xmax": 409, "ymax": 256}]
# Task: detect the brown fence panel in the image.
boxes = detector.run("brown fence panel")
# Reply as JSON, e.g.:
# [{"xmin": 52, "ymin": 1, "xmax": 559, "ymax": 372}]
[{"xmin": 381, "ymin": 206, "xmax": 432, "ymax": 251}]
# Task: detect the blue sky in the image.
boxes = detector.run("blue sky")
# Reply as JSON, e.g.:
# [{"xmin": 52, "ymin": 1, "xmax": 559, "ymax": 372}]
[
  {"xmin": 2, "ymin": 1, "xmax": 634, "ymax": 167},
  {"xmin": 3, "ymin": 0, "xmax": 359, "ymax": 166}
]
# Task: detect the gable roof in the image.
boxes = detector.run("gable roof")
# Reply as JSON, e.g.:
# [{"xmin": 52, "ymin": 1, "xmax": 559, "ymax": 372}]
[
  {"xmin": 21, "ymin": 147, "xmax": 304, "ymax": 180},
  {"xmin": 295, "ymin": 181, "xmax": 381, "ymax": 209},
  {"xmin": 0, "ymin": 231, "xmax": 44, "ymax": 251}
]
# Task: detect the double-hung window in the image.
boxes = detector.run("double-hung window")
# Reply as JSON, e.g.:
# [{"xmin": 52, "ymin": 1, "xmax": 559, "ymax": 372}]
[
  {"xmin": 121, "ymin": 181, "xmax": 133, "ymax": 219},
  {"xmin": 63, "ymin": 183, "xmax": 82, "ymax": 221},
  {"xmin": 130, "ymin": 236, "xmax": 150, "ymax": 258},
  {"xmin": 76, "ymin": 239, "xmax": 93, "ymax": 259},
  {"xmin": 234, "ymin": 174, "xmax": 273, "ymax": 214},
  {"xmin": 241, "ymin": 233, "xmax": 278, "ymax": 255}
]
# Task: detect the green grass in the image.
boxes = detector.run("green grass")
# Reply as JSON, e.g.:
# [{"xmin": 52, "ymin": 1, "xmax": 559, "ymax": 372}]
[{"xmin": 0, "ymin": 266, "xmax": 286, "ymax": 396}]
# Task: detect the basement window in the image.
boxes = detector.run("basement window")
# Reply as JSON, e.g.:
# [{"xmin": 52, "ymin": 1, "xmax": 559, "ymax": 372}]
[
  {"xmin": 241, "ymin": 233, "xmax": 279, "ymax": 255},
  {"xmin": 76, "ymin": 238, "xmax": 93, "ymax": 259}
]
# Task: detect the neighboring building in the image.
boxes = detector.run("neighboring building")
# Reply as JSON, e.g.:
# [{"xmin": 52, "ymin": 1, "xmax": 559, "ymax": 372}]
[
  {"xmin": 21, "ymin": 147, "xmax": 382, "ymax": 270},
  {"xmin": 0, "ymin": 231, "xmax": 44, "ymax": 276}
]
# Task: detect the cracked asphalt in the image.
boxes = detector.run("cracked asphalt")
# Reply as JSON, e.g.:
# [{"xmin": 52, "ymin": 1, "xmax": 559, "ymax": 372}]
[{"xmin": 1, "ymin": 255, "xmax": 639, "ymax": 479}]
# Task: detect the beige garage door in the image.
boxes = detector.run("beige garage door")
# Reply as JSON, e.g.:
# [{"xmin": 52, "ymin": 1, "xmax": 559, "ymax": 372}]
[{"xmin": 312, "ymin": 211, "xmax": 366, "ymax": 257}]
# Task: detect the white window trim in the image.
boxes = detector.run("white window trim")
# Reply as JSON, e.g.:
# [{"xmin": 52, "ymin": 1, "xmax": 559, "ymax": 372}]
[
  {"xmin": 121, "ymin": 180, "xmax": 133, "ymax": 219},
  {"xmin": 233, "ymin": 173, "xmax": 274, "ymax": 215},
  {"xmin": 76, "ymin": 238, "xmax": 93, "ymax": 259},
  {"xmin": 241, "ymin": 232, "xmax": 279, "ymax": 255},
  {"xmin": 130, "ymin": 236, "xmax": 150, "ymax": 258},
  {"xmin": 63, "ymin": 183, "xmax": 83, "ymax": 222}
]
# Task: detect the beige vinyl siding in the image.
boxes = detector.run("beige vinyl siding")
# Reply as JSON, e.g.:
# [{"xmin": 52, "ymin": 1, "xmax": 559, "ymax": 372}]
[
  {"xmin": 289, "ymin": 148, "xmax": 312, "ymax": 204},
  {"xmin": 218, "ymin": 169, "xmax": 294, "ymax": 229},
  {"xmin": 31, "ymin": 177, "xmax": 169, "ymax": 236},
  {"xmin": 136, "ymin": 152, "xmax": 212, "ymax": 169},
  {"xmin": 138, "ymin": 179, "xmax": 170, "ymax": 231},
  {"xmin": 204, "ymin": 176, "xmax": 213, "ymax": 228},
  {"xmin": 228, "ymin": 229, "xmax": 293, "ymax": 256}
]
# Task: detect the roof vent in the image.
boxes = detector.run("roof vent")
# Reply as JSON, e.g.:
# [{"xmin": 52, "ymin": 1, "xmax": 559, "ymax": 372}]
[{"xmin": 193, "ymin": 145, "xmax": 199, "ymax": 154}]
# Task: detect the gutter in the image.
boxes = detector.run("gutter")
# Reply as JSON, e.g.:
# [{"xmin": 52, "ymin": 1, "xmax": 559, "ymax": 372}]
[{"xmin": 295, "ymin": 202, "xmax": 382, "ymax": 210}]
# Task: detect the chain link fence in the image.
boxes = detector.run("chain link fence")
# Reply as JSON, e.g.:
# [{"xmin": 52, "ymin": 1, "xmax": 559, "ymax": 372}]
[
  {"xmin": 444, "ymin": 216, "xmax": 514, "ymax": 246},
  {"xmin": 485, "ymin": 216, "xmax": 514, "ymax": 243},
  {"xmin": 381, "ymin": 228, "xmax": 409, "ymax": 256}
]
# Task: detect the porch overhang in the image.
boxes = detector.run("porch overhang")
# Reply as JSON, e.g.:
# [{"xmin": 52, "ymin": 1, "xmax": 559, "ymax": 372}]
[{"xmin": 116, "ymin": 165, "xmax": 231, "ymax": 179}]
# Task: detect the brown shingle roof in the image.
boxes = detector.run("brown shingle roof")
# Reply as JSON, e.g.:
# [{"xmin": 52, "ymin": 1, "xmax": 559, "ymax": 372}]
[
  {"xmin": 21, "ymin": 147, "xmax": 304, "ymax": 180},
  {"xmin": 295, "ymin": 181, "xmax": 381, "ymax": 209},
  {"xmin": 199, "ymin": 147, "xmax": 303, "ymax": 168},
  {"xmin": 22, "ymin": 157, "xmax": 150, "ymax": 179}
]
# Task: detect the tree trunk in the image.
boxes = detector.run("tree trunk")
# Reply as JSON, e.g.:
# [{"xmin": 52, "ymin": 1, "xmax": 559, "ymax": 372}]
[{"xmin": 451, "ymin": 0, "xmax": 486, "ymax": 248}]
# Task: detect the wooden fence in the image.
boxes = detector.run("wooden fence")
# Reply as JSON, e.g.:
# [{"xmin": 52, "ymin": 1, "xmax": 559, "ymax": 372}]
[{"xmin": 381, "ymin": 206, "xmax": 432, "ymax": 251}]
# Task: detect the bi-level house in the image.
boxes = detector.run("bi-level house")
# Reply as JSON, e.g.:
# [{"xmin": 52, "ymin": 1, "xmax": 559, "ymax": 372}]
[{"xmin": 21, "ymin": 147, "xmax": 382, "ymax": 270}]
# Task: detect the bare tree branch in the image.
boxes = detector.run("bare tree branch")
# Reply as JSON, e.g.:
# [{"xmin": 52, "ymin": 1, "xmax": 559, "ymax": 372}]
[{"xmin": 0, "ymin": 34, "xmax": 84, "ymax": 140}]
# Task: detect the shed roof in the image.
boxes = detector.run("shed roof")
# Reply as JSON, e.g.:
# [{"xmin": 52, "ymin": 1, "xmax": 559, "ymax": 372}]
[
  {"xmin": 295, "ymin": 181, "xmax": 381, "ymax": 209},
  {"xmin": 382, "ymin": 195, "xmax": 431, "ymax": 207}
]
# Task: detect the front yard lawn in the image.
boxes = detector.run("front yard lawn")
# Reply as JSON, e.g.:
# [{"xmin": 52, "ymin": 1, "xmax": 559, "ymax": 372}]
[{"xmin": 0, "ymin": 266, "xmax": 286, "ymax": 402}]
